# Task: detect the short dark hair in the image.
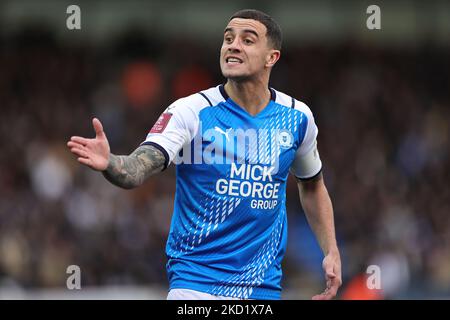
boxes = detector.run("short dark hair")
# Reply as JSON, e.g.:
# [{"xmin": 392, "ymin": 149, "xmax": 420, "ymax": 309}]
[{"xmin": 230, "ymin": 9, "xmax": 282, "ymax": 50}]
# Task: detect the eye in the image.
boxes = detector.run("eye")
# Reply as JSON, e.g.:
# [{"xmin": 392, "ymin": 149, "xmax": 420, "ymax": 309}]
[
  {"xmin": 244, "ymin": 39, "xmax": 254, "ymax": 45},
  {"xmin": 225, "ymin": 36, "xmax": 233, "ymax": 43}
]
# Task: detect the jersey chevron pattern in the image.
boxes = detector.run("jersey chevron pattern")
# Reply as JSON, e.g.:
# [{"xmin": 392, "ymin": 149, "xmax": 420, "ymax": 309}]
[{"xmin": 142, "ymin": 85, "xmax": 321, "ymax": 299}]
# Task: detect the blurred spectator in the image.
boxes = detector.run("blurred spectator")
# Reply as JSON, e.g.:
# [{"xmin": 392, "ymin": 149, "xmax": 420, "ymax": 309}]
[
  {"xmin": 122, "ymin": 61, "xmax": 162, "ymax": 109},
  {"xmin": 172, "ymin": 64, "xmax": 214, "ymax": 99}
]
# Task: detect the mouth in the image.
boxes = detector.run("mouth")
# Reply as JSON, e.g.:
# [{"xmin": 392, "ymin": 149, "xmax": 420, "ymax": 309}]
[{"xmin": 225, "ymin": 56, "xmax": 243, "ymax": 65}]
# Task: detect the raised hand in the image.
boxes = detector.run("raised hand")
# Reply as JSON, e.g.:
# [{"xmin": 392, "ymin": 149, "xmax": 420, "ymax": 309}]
[{"xmin": 67, "ymin": 118, "xmax": 110, "ymax": 171}]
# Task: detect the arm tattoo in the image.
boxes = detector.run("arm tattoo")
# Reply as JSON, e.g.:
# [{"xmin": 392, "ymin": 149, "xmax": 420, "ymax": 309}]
[{"xmin": 102, "ymin": 144, "xmax": 166, "ymax": 189}]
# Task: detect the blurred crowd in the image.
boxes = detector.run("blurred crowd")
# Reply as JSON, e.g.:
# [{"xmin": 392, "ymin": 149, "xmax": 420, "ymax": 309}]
[{"xmin": 0, "ymin": 26, "xmax": 449, "ymax": 299}]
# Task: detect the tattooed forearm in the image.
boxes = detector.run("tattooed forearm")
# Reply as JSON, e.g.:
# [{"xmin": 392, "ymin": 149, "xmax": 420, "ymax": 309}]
[{"xmin": 102, "ymin": 145, "xmax": 166, "ymax": 189}]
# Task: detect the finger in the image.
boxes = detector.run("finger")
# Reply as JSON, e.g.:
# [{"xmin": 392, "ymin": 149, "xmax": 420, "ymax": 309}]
[
  {"xmin": 312, "ymin": 294, "xmax": 328, "ymax": 300},
  {"xmin": 312, "ymin": 286, "xmax": 328, "ymax": 300},
  {"xmin": 324, "ymin": 280, "xmax": 339, "ymax": 297},
  {"xmin": 92, "ymin": 118, "xmax": 104, "ymax": 138},
  {"xmin": 70, "ymin": 136, "xmax": 89, "ymax": 146},
  {"xmin": 70, "ymin": 147, "xmax": 88, "ymax": 158},
  {"xmin": 67, "ymin": 141, "xmax": 85, "ymax": 149},
  {"xmin": 78, "ymin": 157, "xmax": 93, "ymax": 167},
  {"xmin": 312, "ymin": 292, "xmax": 335, "ymax": 300},
  {"xmin": 312, "ymin": 288, "xmax": 337, "ymax": 300},
  {"xmin": 326, "ymin": 285, "xmax": 338, "ymax": 298},
  {"xmin": 312, "ymin": 276, "xmax": 341, "ymax": 300},
  {"xmin": 329, "ymin": 276, "xmax": 342, "ymax": 289}
]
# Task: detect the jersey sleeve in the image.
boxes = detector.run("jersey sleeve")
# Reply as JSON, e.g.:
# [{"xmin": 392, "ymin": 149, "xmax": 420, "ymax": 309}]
[
  {"xmin": 289, "ymin": 101, "xmax": 323, "ymax": 179},
  {"xmin": 141, "ymin": 99, "xmax": 199, "ymax": 169}
]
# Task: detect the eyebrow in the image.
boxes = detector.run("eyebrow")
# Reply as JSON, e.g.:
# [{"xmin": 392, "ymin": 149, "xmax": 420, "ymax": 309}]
[{"xmin": 224, "ymin": 27, "xmax": 259, "ymax": 38}]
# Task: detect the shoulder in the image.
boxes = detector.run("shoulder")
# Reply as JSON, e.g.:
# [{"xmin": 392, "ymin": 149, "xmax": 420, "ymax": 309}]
[
  {"xmin": 199, "ymin": 85, "xmax": 226, "ymax": 106},
  {"xmin": 272, "ymin": 88, "xmax": 314, "ymax": 118}
]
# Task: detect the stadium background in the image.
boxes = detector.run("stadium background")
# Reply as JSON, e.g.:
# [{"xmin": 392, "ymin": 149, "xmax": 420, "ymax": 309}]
[{"xmin": 0, "ymin": 0, "xmax": 449, "ymax": 299}]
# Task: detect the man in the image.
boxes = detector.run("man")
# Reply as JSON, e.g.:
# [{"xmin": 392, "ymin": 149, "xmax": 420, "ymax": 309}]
[{"xmin": 67, "ymin": 9, "xmax": 341, "ymax": 300}]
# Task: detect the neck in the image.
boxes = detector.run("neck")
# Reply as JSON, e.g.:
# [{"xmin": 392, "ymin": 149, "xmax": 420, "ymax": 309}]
[{"xmin": 224, "ymin": 79, "xmax": 271, "ymax": 116}]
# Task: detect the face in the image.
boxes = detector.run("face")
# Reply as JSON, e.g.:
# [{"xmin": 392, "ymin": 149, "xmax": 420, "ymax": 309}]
[{"xmin": 220, "ymin": 18, "xmax": 280, "ymax": 81}]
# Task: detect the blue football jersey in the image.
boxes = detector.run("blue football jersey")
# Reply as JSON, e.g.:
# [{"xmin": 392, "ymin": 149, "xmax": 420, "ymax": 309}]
[{"xmin": 142, "ymin": 84, "xmax": 322, "ymax": 299}]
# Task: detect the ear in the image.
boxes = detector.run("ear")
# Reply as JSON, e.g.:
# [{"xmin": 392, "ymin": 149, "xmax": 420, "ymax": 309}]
[{"xmin": 265, "ymin": 49, "xmax": 281, "ymax": 68}]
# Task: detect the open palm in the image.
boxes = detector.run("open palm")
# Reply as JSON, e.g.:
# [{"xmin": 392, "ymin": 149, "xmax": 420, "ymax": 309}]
[{"xmin": 67, "ymin": 118, "xmax": 110, "ymax": 171}]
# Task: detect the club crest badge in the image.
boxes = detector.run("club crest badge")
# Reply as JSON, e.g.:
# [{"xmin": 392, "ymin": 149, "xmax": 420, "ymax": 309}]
[{"xmin": 277, "ymin": 129, "xmax": 294, "ymax": 149}]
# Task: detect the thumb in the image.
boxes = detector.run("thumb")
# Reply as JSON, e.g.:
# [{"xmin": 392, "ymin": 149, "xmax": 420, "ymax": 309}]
[
  {"xmin": 92, "ymin": 118, "xmax": 105, "ymax": 138},
  {"xmin": 325, "ymin": 266, "xmax": 336, "ymax": 279},
  {"xmin": 323, "ymin": 259, "xmax": 336, "ymax": 279}
]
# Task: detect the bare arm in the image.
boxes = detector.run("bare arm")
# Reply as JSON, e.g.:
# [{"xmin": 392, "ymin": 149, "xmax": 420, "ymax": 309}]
[
  {"xmin": 297, "ymin": 172, "xmax": 342, "ymax": 300},
  {"xmin": 103, "ymin": 145, "xmax": 165, "ymax": 189},
  {"xmin": 67, "ymin": 118, "xmax": 166, "ymax": 189}
]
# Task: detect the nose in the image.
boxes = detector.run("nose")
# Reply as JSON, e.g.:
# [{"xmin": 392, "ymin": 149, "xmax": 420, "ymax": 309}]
[{"xmin": 227, "ymin": 38, "xmax": 242, "ymax": 53}]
